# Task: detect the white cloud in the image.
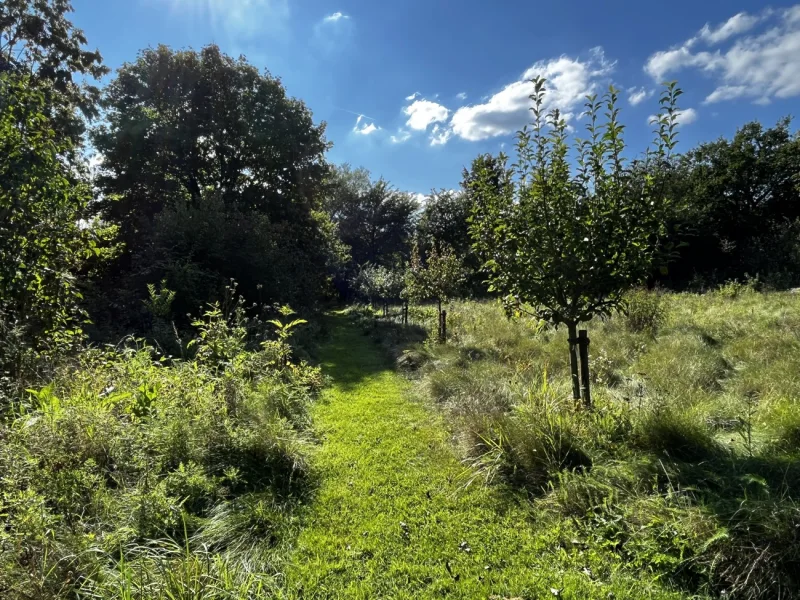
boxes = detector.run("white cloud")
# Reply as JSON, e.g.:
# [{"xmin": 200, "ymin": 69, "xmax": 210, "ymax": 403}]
[
  {"xmin": 645, "ymin": 6, "xmax": 800, "ymax": 104},
  {"xmin": 404, "ymin": 99, "xmax": 450, "ymax": 131},
  {"xmin": 323, "ymin": 11, "xmax": 348, "ymax": 23},
  {"xmin": 429, "ymin": 124, "xmax": 452, "ymax": 146},
  {"xmin": 698, "ymin": 12, "xmax": 762, "ymax": 44},
  {"xmin": 405, "ymin": 92, "xmax": 420, "ymax": 101},
  {"xmin": 456, "ymin": 92, "xmax": 467, "ymax": 100},
  {"xmin": 448, "ymin": 47, "xmax": 614, "ymax": 142},
  {"xmin": 410, "ymin": 192, "xmax": 427, "ymax": 204},
  {"xmin": 353, "ymin": 115, "xmax": 379, "ymax": 135},
  {"xmin": 648, "ymin": 107, "xmax": 698, "ymax": 126},
  {"xmin": 627, "ymin": 86, "xmax": 653, "ymax": 106},
  {"xmin": 162, "ymin": 0, "xmax": 289, "ymax": 38},
  {"xmin": 390, "ymin": 129, "xmax": 412, "ymax": 144},
  {"xmin": 644, "ymin": 46, "xmax": 721, "ymax": 81},
  {"xmin": 703, "ymin": 85, "xmax": 747, "ymax": 103}
]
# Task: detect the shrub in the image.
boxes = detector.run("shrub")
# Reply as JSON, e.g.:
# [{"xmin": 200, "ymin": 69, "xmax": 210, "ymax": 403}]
[{"xmin": 623, "ymin": 288, "xmax": 667, "ymax": 335}]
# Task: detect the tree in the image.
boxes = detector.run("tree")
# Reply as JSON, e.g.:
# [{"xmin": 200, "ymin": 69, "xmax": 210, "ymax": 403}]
[
  {"xmin": 660, "ymin": 118, "xmax": 800, "ymax": 287},
  {"xmin": 90, "ymin": 44, "xmax": 340, "ymax": 317},
  {"xmin": 404, "ymin": 242, "xmax": 465, "ymax": 341},
  {"xmin": 93, "ymin": 44, "xmax": 330, "ymax": 250},
  {"xmin": 416, "ymin": 189, "xmax": 485, "ymax": 294},
  {"xmin": 468, "ymin": 79, "xmax": 679, "ymax": 405},
  {"xmin": 0, "ymin": 73, "xmax": 93, "ymax": 391},
  {"xmin": 0, "ymin": 0, "xmax": 107, "ymax": 142},
  {"xmin": 325, "ymin": 165, "xmax": 419, "ymax": 272},
  {"xmin": 354, "ymin": 263, "xmax": 405, "ymax": 315},
  {"xmin": 417, "ymin": 189, "xmax": 472, "ymax": 256}
]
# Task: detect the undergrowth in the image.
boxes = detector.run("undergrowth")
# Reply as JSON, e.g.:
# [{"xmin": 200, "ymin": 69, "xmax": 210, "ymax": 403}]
[{"xmin": 0, "ymin": 298, "xmax": 322, "ymax": 600}]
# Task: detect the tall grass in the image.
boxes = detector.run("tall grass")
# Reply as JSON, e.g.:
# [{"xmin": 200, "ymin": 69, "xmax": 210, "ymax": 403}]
[{"xmin": 400, "ymin": 290, "xmax": 800, "ymax": 598}]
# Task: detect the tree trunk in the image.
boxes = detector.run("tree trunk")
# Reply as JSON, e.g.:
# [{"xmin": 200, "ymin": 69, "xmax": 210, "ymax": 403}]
[
  {"xmin": 578, "ymin": 329, "xmax": 591, "ymax": 407},
  {"xmin": 567, "ymin": 322, "xmax": 581, "ymax": 401}
]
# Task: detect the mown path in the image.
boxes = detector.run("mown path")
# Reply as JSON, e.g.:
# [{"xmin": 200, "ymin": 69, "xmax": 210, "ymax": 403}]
[{"xmin": 280, "ymin": 314, "xmax": 679, "ymax": 599}]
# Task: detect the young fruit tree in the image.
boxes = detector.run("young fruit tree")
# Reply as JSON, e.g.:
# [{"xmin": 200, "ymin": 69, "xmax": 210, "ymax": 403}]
[
  {"xmin": 355, "ymin": 263, "xmax": 405, "ymax": 317},
  {"xmin": 467, "ymin": 78, "xmax": 680, "ymax": 406},
  {"xmin": 404, "ymin": 242, "xmax": 465, "ymax": 341}
]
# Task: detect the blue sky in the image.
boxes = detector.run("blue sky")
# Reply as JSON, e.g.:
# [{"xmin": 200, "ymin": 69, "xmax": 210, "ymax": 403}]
[{"xmin": 74, "ymin": 0, "xmax": 800, "ymax": 196}]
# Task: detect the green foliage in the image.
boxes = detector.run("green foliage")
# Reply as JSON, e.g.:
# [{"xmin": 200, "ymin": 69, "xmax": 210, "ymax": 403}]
[
  {"xmin": 0, "ymin": 0, "xmax": 108, "ymax": 141},
  {"xmin": 662, "ymin": 118, "xmax": 800, "ymax": 287},
  {"xmin": 324, "ymin": 165, "xmax": 419, "ymax": 283},
  {"xmin": 0, "ymin": 304, "xmax": 320, "ymax": 598},
  {"xmin": 0, "ymin": 73, "xmax": 95, "ymax": 396},
  {"xmin": 467, "ymin": 78, "xmax": 680, "ymax": 328},
  {"xmin": 404, "ymin": 242, "xmax": 465, "ymax": 309},
  {"xmin": 90, "ymin": 45, "xmax": 340, "ymax": 320},
  {"xmin": 354, "ymin": 263, "xmax": 405, "ymax": 305},
  {"xmin": 144, "ymin": 280, "xmax": 176, "ymax": 320},
  {"xmin": 622, "ymin": 288, "xmax": 667, "ymax": 334}
]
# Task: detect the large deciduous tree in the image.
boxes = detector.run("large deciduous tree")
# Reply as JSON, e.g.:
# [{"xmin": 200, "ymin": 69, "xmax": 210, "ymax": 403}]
[
  {"xmin": 91, "ymin": 44, "xmax": 341, "ymax": 316},
  {"xmin": 468, "ymin": 79, "xmax": 679, "ymax": 405},
  {"xmin": 661, "ymin": 118, "xmax": 800, "ymax": 287},
  {"xmin": 325, "ymin": 164, "xmax": 419, "ymax": 277}
]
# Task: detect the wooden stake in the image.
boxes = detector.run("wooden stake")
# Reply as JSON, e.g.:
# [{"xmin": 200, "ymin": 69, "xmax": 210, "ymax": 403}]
[{"xmin": 578, "ymin": 329, "xmax": 591, "ymax": 407}]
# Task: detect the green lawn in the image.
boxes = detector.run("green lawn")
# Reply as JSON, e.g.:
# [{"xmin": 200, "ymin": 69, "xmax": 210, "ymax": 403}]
[{"xmin": 280, "ymin": 314, "xmax": 681, "ymax": 599}]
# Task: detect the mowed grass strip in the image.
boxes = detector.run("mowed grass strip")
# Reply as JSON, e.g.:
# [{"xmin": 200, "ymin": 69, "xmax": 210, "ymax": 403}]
[{"xmin": 281, "ymin": 314, "xmax": 682, "ymax": 600}]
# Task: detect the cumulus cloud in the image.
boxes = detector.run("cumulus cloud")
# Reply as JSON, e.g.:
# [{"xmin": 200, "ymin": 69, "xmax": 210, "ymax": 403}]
[
  {"xmin": 162, "ymin": 0, "xmax": 289, "ymax": 38},
  {"xmin": 698, "ymin": 12, "xmax": 763, "ymax": 44},
  {"xmin": 644, "ymin": 6, "xmax": 800, "ymax": 104},
  {"xmin": 404, "ymin": 99, "xmax": 450, "ymax": 131},
  {"xmin": 429, "ymin": 124, "xmax": 452, "ymax": 146},
  {"xmin": 323, "ymin": 11, "xmax": 348, "ymax": 22},
  {"xmin": 627, "ymin": 86, "xmax": 653, "ymax": 106},
  {"xmin": 448, "ymin": 47, "xmax": 614, "ymax": 142},
  {"xmin": 353, "ymin": 115, "xmax": 379, "ymax": 135},
  {"xmin": 648, "ymin": 107, "xmax": 698, "ymax": 126}
]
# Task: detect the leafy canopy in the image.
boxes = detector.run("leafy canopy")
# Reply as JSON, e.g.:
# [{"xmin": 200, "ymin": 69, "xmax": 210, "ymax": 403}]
[
  {"xmin": 404, "ymin": 243, "xmax": 465, "ymax": 308},
  {"xmin": 468, "ymin": 78, "xmax": 680, "ymax": 327},
  {"xmin": 0, "ymin": 0, "xmax": 107, "ymax": 141},
  {"xmin": 0, "ymin": 73, "xmax": 93, "ymax": 381}
]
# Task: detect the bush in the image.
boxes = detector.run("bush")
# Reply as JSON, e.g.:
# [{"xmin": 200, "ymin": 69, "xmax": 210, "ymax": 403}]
[{"xmin": 623, "ymin": 288, "xmax": 667, "ymax": 334}]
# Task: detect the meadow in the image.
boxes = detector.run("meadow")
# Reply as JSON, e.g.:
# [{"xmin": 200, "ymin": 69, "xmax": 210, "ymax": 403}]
[{"xmin": 354, "ymin": 286, "xmax": 800, "ymax": 598}]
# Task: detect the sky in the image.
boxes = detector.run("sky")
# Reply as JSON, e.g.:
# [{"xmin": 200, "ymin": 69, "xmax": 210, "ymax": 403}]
[{"xmin": 73, "ymin": 0, "xmax": 800, "ymax": 197}]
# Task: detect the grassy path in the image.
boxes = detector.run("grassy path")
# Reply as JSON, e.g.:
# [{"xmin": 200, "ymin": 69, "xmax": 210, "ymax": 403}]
[{"xmin": 281, "ymin": 315, "xmax": 678, "ymax": 599}]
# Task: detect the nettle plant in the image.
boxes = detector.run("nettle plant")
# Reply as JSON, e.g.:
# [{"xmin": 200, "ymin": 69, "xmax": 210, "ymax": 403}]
[{"xmin": 468, "ymin": 78, "xmax": 680, "ymax": 405}]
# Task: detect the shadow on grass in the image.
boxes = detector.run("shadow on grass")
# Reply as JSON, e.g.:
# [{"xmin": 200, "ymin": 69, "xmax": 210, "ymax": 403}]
[
  {"xmin": 319, "ymin": 312, "xmax": 427, "ymax": 391},
  {"xmin": 658, "ymin": 449, "xmax": 800, "ymax": 596}
]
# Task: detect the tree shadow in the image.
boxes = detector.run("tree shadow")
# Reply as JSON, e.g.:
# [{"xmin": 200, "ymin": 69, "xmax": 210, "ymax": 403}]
[
  {"xmin": 317, "ymin": 312, "xmax": 427, "ymax": 391},
  {"xmin": 641, "ymin": 446, "xmax": 800, "ymax": 596}
]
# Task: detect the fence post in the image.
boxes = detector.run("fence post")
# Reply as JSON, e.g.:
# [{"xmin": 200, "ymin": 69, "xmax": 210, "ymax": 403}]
[{"xmin": 578, "ymin": 329, "xmax": 591, "ymax": 407}]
